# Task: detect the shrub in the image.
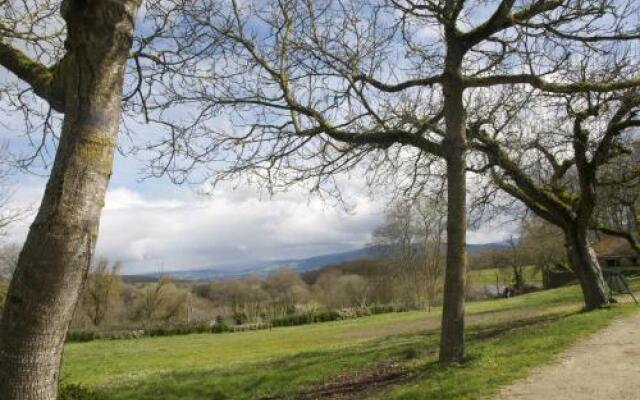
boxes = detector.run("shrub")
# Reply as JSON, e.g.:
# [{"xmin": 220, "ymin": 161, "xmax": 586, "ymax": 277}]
[
  {"xmin": 369, "ymin": 305, "xmax": 413, "ymax": 314},
  {"xmin": 66, "ymin": 323, "xmax": 212, "ymax": 343},
  {"xmin": 232, "ymin": 311, "xmax": 248, "ymax": 325},
  {"xmin": 230, "ymin": 322, "xmax": 270, "ymax": 332},
  {"xmin": 271, "ymin": 310, "xmax": 341, "ymax": 327},
  {"xmin": 65, "ymin": 305, "xmax": 409, "ymax": 343},
  {"xmin": 145, "ymin": 323, "xmax": 210, "ymax": 337},
  {"xmin": 210, "ymin": 320, "xmax": 230, "ymax": 333},
  {"xmin": 66, "ymin": 330, "xmax": 97, "ymax": 343},
  {"xmin": 314, "ymin": 310, "xmax": 340, "ymax": 322}
]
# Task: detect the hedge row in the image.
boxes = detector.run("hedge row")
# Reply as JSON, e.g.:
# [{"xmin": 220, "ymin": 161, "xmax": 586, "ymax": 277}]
[
  {"xmin": 271, "ymin": 305, "xmax": 413, "ymax": 327},
  {"xmin": 271, "ymin": 310, "xmax": 341, "ymax": 327},
  {"xmin": 66, "ymin": 305, "xmax": 416, "ymax": 343},
  {"xmin": 66, "ymin": 322, "xmax": 232, "ymax": 343}
]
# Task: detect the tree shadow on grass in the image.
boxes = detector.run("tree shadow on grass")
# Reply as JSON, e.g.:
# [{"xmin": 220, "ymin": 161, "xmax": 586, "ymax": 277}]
[
  {"xmin": 93, "ymin": 312, "xmax": 574, "ymax": 400},
  {"xmin": 95, "ymin": 331, "xmax": 437, "ymax": 400},
  {"xmin": 468, "ymin": 312, "xmax": 577, "ymax": 341}
]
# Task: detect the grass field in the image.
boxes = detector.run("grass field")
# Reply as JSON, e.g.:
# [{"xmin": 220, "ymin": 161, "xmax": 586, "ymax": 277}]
[
  {"xmin": 62, "ymin": 285, "xmax": 638, "ymax": 400},
  {"xmin": 468, "ymin": 265, "xmax": 542, "ymax": 286}
]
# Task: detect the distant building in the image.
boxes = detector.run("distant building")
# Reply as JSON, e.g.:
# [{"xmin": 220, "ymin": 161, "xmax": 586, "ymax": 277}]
[{"xmin": 592, "ymin": 235, "xmax": 639, "ymax": 268}]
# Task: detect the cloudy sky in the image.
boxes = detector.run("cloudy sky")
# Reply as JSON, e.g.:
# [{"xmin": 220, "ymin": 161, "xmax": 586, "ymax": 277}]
[
  {"xmin": 3, "ymin": 147, "xmax": 515, "ymax": 274},
  {"xmin": 0, "ymin": 102, "xmax": 516, "ymax": 275},
  {"xmin": 4, "ymin": 158, "xmax": 379, "ymax": 273},
  {"xmin": 0, "ymin": 8, "xmax": 516, "ymax": 274}
]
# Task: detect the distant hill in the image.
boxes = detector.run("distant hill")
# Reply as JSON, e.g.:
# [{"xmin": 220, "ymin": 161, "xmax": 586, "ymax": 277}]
[{"xmin": 125, "ymin": 242, "xmax": 511, "ymax": 282}]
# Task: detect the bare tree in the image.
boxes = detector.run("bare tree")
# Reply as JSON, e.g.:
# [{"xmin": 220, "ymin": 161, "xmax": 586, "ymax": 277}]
[
  {"xmin": 135, "ymin": 0, "xmax": 640, "ymax": 362},
  {"xmin": 415, "ymin": 196, "xmax": 446, "ymax": 311},
  {"xmin": 342, "ymin": 274, "xmax": 372, "ymax": 309},
  {"xmin": 0, "ymin": 0, "xmax": 143, "ymax": 397},
  {"xmin": 507, "ymin": 236, "xmax": 524, "ymax": 293},
  {"xmin": 134, "ymin": 277, "xmax": 188, "ymax": 323},
  {"xmin": 313, "ymin": 270, "xmax": 368, "ymax": 310},
  {"xmin": 263, "ymin": 269, "xmax": 309, "ymax": 318},
  {"xmin": 373, "ymin": 195, "xmax": 445, "ymax": 310},
  {"xmin": 373, "ymin": 200, "xmax": 425, "ymax": 307},
  {"xmin": 373, "ymin": 200, "xmax": 426, "ymax": 308},
  {"xmin": 81, "ymin": 258, "xmax": 123, "ymax": 327},
  {"xmin": 0, "ymin": 244, "xmax": 19, "ymax": 307},
  {"xmin": 592, "ymin": 142, "xmax": 640, "ymax": 253},
  {"xmin": 0, "ymin": 243, "xmax": 20, "ymax": 280},
  {"xmin": 518, "ymin": 217, "xmax": 567, "ymax": 275},
  {"xmin": 0, "ymin": 143, "xmax": 27, "ymax": 236},
  {"xmin": 471, "ymin": 90, "xmax": 640, "ymax": 309}
]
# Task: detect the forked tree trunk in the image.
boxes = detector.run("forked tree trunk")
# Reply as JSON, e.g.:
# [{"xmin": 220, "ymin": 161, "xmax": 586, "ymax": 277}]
[
  {"xmin": 565, "ymin": 225, "xmax": 609, "ymax": 310},
  {"xmin": 439, "ymin": 43, "xmax": 468, "ymax": 364},
  {"xmin": 0, "ymin": 1, "xmax": 141, "ymax": 399}
]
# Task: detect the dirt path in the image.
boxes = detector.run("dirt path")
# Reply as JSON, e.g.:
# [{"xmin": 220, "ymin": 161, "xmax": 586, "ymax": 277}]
[{"xmin": 494, "ymin": 310, "xmax": 640, "ymax": 400}]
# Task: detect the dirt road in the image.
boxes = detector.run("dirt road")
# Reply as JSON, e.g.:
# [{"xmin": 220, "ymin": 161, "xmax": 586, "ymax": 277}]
[{"xmin": 494, "ymin": 310, "xmax": 640, "ymax": 400}]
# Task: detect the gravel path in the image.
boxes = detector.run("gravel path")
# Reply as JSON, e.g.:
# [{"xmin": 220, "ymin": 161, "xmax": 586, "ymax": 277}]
[{"xmin": 494, "ymin": 310, "xmax": 640, "ymax": 400}]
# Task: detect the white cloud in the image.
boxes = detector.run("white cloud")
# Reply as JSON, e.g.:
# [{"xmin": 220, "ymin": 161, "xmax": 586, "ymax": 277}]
[
  {"xmin": 4, "ymin": 174, "xmax": 512, "ymax": 274},
  {"xmin": 89, "ymin": 184, "xmax": 383, "ymax": 273}
]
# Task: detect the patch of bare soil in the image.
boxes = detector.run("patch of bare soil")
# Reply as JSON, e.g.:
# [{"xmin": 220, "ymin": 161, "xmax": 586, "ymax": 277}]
[
  {"xmin": 264, "ymin": 362, "xmax": 414, "ymax": 400},
  {"xmin": 299, "ymin": 362, "xmax": 413, "ymax": 400},
  {"xmin": 493, "ymin": 310, "xmax": 640, "ymax": 400}
]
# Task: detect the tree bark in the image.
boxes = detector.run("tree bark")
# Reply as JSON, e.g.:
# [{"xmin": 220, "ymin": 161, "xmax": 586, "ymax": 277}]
[
  {"xmin": 565, "ymin": 225, "xmax": 609, "ymax": 310},
  {"xmin": 0, "ymin": 1, "xmax": 141, "ymax": 399},
  {"xmin": 439, "ymin": 43, "xmax": 468, "ymax": 364}
]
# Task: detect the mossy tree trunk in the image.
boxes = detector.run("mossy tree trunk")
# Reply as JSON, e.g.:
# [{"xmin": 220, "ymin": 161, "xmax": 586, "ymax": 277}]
[
  {"xmin": 0, "ymin": 1, "xmax": 141, "ymax": 399},
  {"xmin": 565, "ymin": 225, "xmax": 609, "ymax": 310},
  {"xmin": 472, "ymin": 100, "xmax": 627, "ymax": 313}
]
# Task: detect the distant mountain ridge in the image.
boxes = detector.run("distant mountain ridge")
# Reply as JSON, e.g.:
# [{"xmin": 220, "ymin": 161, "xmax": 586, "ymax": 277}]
[{"xmin": 125, "ymin": 242, "xmax": 510, "ymax": 282}]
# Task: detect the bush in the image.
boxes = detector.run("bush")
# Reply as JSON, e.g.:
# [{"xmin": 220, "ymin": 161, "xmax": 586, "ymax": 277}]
[
  {"xmin": 145, "ymin": 323, "xmax": 210, "ymax": 337},
  {"xmin": 271, "ymin": 310, "xmax": 340, "ymax": 327},
  {"xmin": 369, "ymin": 304, "xmax": 413, "ymax": 314},
  {"xmin": 230, "ymin": 322, "xmax": 270, "ymax": 332},
  {"xmin": 66, "ymin": 330, "xmax": 98, "ymax": 343},
  {"xmin": 65, "ymin": 305, "xmax": 410, "ymax": 343},
  {"xmin": 314, "ymin": 310, "xmax": 341, "ymax": 322},
  {"xmin": 59, "ymin": 384, "xmax": 103, "ymax": 400},
  {"xmin": 270, "ymin": 307, "xmax": 408, "ymax": 328},
  {"xmin": 210, "ymin": 320, "xmax": 230, "ymax": 333},
  {"xmin": 67, "ymin": 323, "xmax": 212, "ymax": 343},
  {"xmin": 232, "ymin": 311, "xmax": 248, "ymax": 325}
]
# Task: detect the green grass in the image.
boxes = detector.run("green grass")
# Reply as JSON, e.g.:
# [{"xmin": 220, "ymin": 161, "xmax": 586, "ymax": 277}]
[
  {"xmin": 374, "ymin": 306, "xmax": 634, "ymax": 400},
  {"xmin": 469, "ymin": 265, "xmax": 542, "ymax": 286},
  {"xmin": 62, "ymin": 284, "xmax": 638, "ymax": 400}
]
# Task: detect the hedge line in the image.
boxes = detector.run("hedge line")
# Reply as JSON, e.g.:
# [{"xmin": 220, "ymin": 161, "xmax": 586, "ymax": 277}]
[{"xmin": 66, "ymin": 305, "xmax": 415, "ymax": 343}]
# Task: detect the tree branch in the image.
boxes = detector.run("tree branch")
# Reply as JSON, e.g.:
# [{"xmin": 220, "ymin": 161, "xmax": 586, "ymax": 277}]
[
  {"xmin": 0, "ymin": 41, "xmax": 65, "ymax": 112},
  {"xmin": 592, "ymin": 225, "xmax": 640, "ymax": 255},
  {"xmin": 354, "ymin": 73, "xmax": 443, "ymax": 92},
  {"xmin": 463, "ymin": 74, "xmax": 640, "ymax": 93},
  {"xmin": 462, "ymin": 0, "xmax": 563, "ymax": 49}
]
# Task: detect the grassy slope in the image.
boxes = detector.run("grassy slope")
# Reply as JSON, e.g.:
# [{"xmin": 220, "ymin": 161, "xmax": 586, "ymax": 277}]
[{"xmin": 62, "ymin": 285, "xmax": 637, "ymax": 400}]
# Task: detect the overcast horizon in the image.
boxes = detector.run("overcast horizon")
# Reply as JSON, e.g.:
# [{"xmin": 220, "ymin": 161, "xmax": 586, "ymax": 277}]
[{"xmin": 3, "ymin": 149, "xmax": 518, "ymax": 274}]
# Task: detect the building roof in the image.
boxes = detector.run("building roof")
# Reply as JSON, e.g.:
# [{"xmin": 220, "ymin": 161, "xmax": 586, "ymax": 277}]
[{"xmin": 592, "ymin": 235, "xmax": 638, "ymax": 258}]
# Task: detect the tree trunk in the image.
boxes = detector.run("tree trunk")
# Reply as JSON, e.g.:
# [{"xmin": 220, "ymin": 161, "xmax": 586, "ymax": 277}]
[
  {"xmin": 513, "ymin": 265, "xmax": 524, "ymax": 293},
  {"xmin": 439, "ymin": 43, "xmax": 468, "ymax": 364},
  {"xmin": 0, "ymin": 1, "xmax": 140, "ymax": 399},
  {"xmin": 440, "ymin": 144, "xmax": 467, "ymax": 363},
  {"xmin": 565, "ymin": 226, "xmax": 609, "ymax": 310}
]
